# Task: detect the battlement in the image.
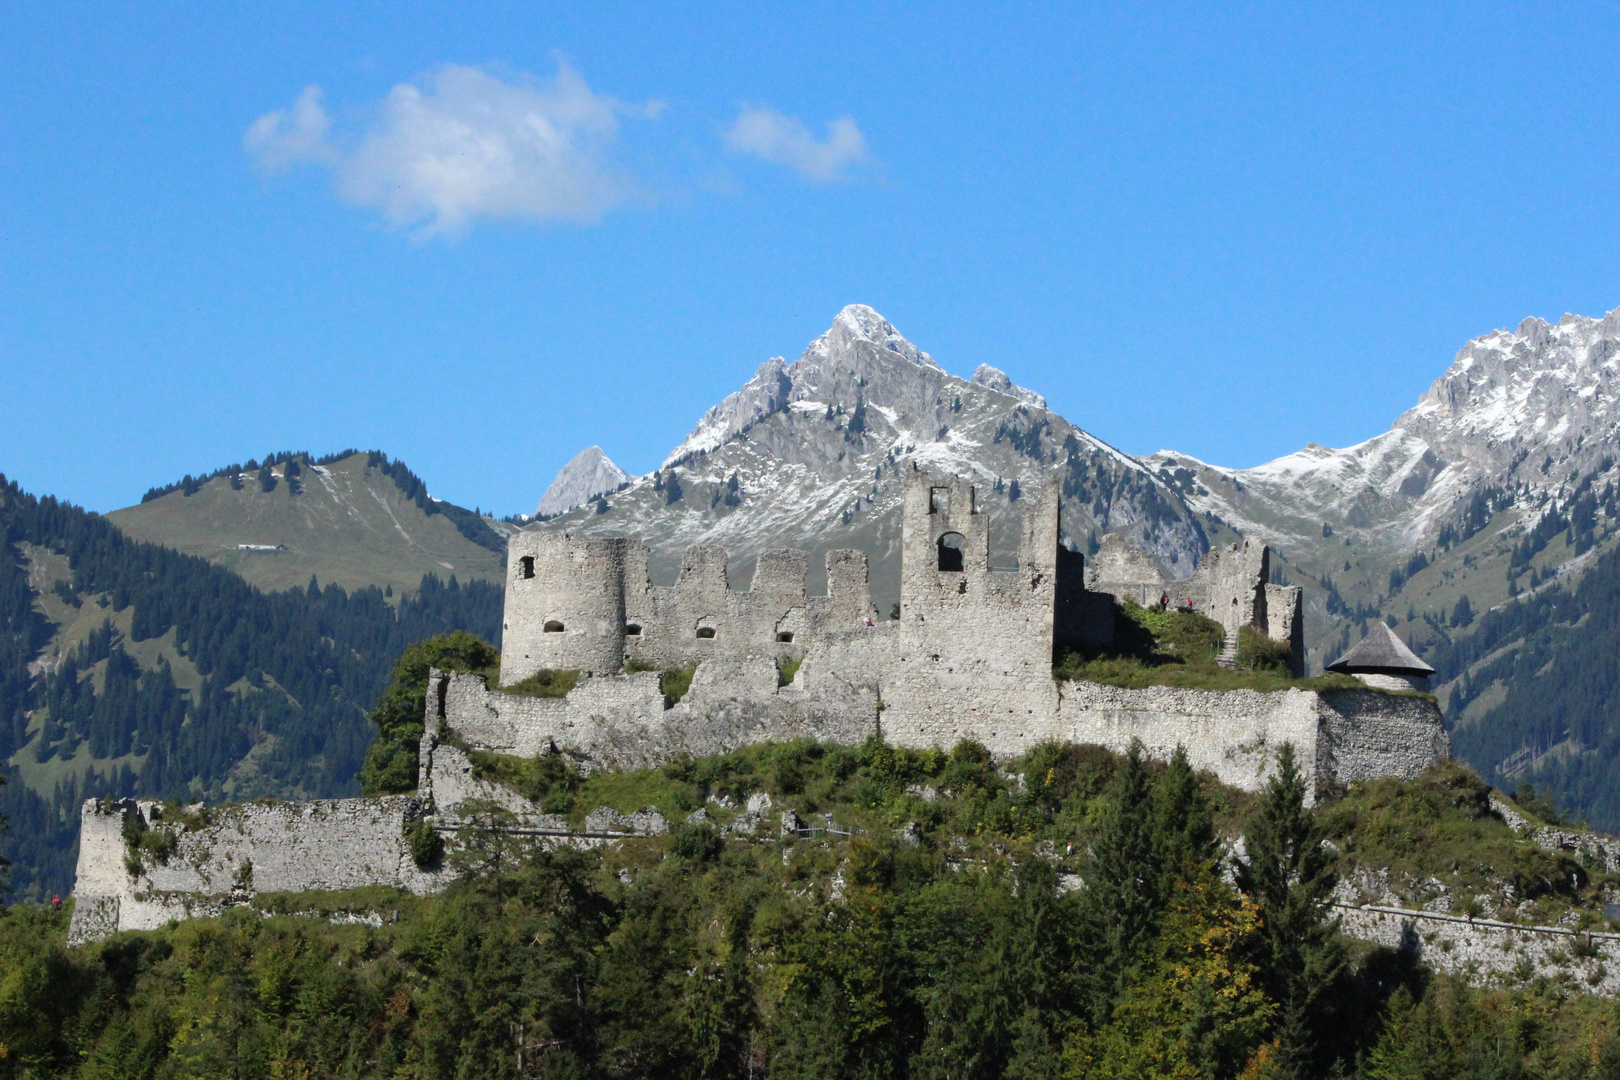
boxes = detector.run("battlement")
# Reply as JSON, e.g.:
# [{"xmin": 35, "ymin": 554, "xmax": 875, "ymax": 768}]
[
  {"xmin": 503, "ymin": 464, "xmax": 1074, "ymax": 685},
  {"xmin": 505, "ymin": 466, "xmax": 1306, "ymax": 683}
]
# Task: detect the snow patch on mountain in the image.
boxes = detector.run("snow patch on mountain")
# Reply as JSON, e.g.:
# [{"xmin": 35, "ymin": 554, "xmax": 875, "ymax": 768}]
[{"xmin": 1156, "ymin": 304, "xmax": 1620, "ymax": 558}]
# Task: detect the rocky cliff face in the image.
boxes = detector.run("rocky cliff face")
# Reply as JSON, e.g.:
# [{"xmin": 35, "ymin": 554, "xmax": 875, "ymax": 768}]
[
  {"xmin": 537, "ymin": 305, "xmax": 1211, "ymax": 610},
  {"xmin": 536, "ymin": 446, "xmax": 633, "ymax": 517}
]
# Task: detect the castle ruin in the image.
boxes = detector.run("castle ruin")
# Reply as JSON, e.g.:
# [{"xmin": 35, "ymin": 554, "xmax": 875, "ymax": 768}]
[
  {"xmin": 70, "ymin": 464, "xmax": 1449, "ymax": 943},
  {"xmin": 434, "ymin": 464, "xmax": 1437, "ymax": 783}
]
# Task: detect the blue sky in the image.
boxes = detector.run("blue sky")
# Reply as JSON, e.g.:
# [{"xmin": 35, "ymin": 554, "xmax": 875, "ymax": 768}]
[{"xmin": 5, "ymin": 3, "xmax": 1620, "ymax": 515}]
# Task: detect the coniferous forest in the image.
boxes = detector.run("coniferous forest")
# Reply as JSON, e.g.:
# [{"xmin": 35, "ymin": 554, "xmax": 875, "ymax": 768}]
[
  {"xmin": 1431, "ymin": 534, "xmax": 1620, "ymax": 830},
  {"xmin": 0, "ymin": 474, "xmax": 502, "ymax": 902}
]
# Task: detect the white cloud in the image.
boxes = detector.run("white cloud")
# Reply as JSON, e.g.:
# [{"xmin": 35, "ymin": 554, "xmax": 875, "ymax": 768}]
[
  {"xmin": 723, "ymin": 107, "xmax": 868, "ymax": 182},
  {"xmin": 243, "ymin": 86, "xmax": 337, "ymax": 172},
  {"xmin": 245, "ymin": 63, "xmax": 638, "ymax": 238}
]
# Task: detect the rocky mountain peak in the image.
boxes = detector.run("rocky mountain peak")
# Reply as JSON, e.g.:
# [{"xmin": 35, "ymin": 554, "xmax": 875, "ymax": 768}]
[
  {"xmin": 1397, "ymin": 305, "xmax": 1620, "ymax": 478},
  {"xmin": 664, "ymin": 306, "xmax": 942, "ymax": 467},
  {"xmin": 810, "ymin": 304, "xmax": 940, "ymax": 372},
  {"xmin": 971, "ymin": 363, "xmax": 1047, "ymax": 409},
  {"xmin": 550, "ymin": 304, "xmax": 1209, "ymax": 605},
  {"xmin": 537, "ymin": 447, "xmax": 633, "ymax": 517}
]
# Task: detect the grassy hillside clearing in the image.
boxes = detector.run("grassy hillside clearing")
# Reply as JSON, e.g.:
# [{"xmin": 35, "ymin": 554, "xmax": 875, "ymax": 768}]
[{"xmin": 108, "ymin": 450, "xmax": 505, "ymax": 596}]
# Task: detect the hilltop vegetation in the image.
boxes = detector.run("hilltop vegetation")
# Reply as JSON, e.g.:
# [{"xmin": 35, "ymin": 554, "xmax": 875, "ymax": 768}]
[
  {"xmin": 0, "ymin": 475, "xmax": 502, "ymax": 902},
  {"xmin": 7, "ymin": 735, "xmax": 1620, "ymax": 1078}
]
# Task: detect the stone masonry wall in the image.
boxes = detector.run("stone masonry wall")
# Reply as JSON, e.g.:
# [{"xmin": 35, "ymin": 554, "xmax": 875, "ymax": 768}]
[
  {"xmin": 1084, "ymin": 532, "xmax": 1303, "ymax": 671},
  {"xmin": 435, "ymin": 662, "xmax": 1448, "ymax": 809},
  {"xmin": 1316, "ymin": 689, "xmax": 1453, "ymax": 787},
  {"xmin": 68, "ymin": 796, "xmax": 443, "ymax": 945}
]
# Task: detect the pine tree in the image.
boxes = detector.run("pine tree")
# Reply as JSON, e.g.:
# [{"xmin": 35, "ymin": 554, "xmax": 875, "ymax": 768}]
[
  {"xmin": 1154, "ymin": 744, "xmax": 1214, "ymax": 887},
  {"xmin": 1076, "ymin": 739, "xmax": 1160, "ymax": 1020},
  {"xmin": 1236, "ymin": 743, "xmax": 1344, "ymax": 1077}
]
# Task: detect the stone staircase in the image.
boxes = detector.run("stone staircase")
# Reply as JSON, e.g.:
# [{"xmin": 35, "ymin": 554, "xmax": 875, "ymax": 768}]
[{"xmin": 1216, "ymin": 633, "xmax": 1239, "ymax": 668}]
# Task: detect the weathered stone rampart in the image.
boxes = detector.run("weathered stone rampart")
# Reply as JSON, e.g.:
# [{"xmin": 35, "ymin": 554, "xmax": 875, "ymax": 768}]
[
  {"xmin": 427, "ymin": 667, "xmax": 1446, "ymax": 815},
  {"xmin": 68, "ymin": 796, "xmax": 443, "ymax": 945}
]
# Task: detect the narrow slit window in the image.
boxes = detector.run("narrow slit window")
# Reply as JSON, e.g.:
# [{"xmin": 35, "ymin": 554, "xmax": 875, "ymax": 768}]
[
  {"xmin": 519, "ymin": 555, "xmax": 535, "ymax": 579},
  {"xmin": 543, "ymin": 620, "xmax": 565, "ymax": 633}
]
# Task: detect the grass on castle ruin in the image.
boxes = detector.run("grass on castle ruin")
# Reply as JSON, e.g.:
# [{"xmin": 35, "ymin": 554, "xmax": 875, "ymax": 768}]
[
  {"xmin": 1054, "ymin": 600, "xmax": 1367, "ymax": 692},
  {"xmin": 460, "ymin": 732, "xmax": 1256, "ymax": 850}
]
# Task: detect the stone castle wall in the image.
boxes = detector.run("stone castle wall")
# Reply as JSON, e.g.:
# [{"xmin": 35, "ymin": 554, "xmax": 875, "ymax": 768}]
[
  {"xmin": 426, "ymin": 667, "xmax": 1446, "ymax": 813},
  {"xmin": 68, "ymin": 796, "xmax": 442, "ymax": 945},
  {"xmin": 1335, "ymin": 904, "xmax": 1620, "ymax": 995}
]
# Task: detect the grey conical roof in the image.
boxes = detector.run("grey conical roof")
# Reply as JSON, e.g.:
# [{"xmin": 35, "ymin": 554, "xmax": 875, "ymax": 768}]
[{"xmin": 1326, "ymin": 622, "xmax": 1435, "ymax": 675}]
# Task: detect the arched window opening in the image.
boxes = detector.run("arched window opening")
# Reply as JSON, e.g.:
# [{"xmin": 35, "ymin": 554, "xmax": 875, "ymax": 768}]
[
  {"xmin": 936, "ymin": 532, "xmax": 967, "ymax": 572},
  {"xmin": 696, "ymin": 627, "xmax": 717, "ymax": 639},
  {"xmin": 519, "ymin": 556, "xmax": 535, "ymax": 579},
  {"xmin": 543, "ymin": 620, "xmax": 565, "ymax": 633},
  {"xmin": 776, "ymin": 631, "xmax": 794, "ymax": 643},
  {"xmin": 625, "ymin": 624, "xmax": 642, "ymax": 636}
]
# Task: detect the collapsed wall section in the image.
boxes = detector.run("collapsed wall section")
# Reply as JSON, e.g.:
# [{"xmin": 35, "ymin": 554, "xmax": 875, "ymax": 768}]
[
  {"xmin": 68, "ymin": 796, "xmax": 441, "ymax": 945},
  {"xmin": 1083, "ymin": 532, "xmax": 1303, "ymax": 672}
]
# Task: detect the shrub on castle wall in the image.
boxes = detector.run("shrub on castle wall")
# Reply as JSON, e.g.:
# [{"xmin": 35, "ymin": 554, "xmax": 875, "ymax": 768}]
[
  {"xmin": 660, "ymin": 665, "xmax": 697, "ymax": 705},
  {"xmin": 1237, "ymin": 625, "xmax": 1294, "ymax": 674},
  {"xmin": 467, "ymin": 746, "xmax": 583, "ymax": 814},
  {"xmin": 360, "ymin": 631, "xmax": 500, "ymax": 796},
  {"xmin": 499, "ymin": 668, "xmax": 579, "ymax": 698},
  {"xmin": 407, "ymin": 818, "xmax": 443, "ymax": 869}
]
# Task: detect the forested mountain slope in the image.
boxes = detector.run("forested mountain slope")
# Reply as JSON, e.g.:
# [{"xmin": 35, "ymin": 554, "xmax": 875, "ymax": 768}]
[
  {"xmin": 1425, "ymin": 532, "xmax": 1620, "ymax": 830},
  {"xmin": 0, "ymin": 473, "xmax": 502, "ymax": 902},
  {"xmin": 108, "ymin": 450, "xmax": 506, "ymax": 596}
]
